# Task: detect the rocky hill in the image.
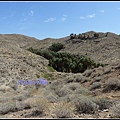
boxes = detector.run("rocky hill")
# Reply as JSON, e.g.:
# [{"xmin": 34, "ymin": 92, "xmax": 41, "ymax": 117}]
[
  {"xmin": 0, "ymin": 31, "xmax": 120, "ymax": 118},
  {"xmin": 0, "ymin": 34, "xmax": 49, "ymax": 92},
  {"xmin": 28, "ymin": 31, "xmax": 120, "ymax": 65}
]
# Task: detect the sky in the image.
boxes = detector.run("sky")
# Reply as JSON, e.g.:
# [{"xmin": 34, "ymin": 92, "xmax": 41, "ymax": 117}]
[{"xmin": 0, "ymin": 1, "xmax": 120, "ymax": 40}]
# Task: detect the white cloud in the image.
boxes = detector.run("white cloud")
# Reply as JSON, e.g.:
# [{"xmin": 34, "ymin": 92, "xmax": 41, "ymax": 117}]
[
  {"xmin": 117, "ymin": 8, "xmax": 120, "ymax": 10},
  {"xmin": 60, "ymin": 14, "xmax": 68, "ymax": 22},
  {"xmin": 87, "ymin": 14, "xmax": 95, "ymax": 18},
  {"xmin": 29, "ymin": 10, "xmax": 34, "ymax": 16},
  {"xmin": 44, "ymin": 18, "xmax": 56, "ymax": 23},
  {"xmin": 19, "ymin": 10, "xmax": 34, "ymax": 24},
  {"xmin": 99, "ymin": 10, "xmax": 105, "ymax": 13},
  {"xmin": 80, "ymin": 14, "xmax": 95, "ymax": 19}
]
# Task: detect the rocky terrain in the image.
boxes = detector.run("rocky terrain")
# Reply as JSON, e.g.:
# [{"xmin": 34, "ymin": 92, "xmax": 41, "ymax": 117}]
[{"xmin": 0, "ymin": 31, "xmax": 120, "ymax": 118}]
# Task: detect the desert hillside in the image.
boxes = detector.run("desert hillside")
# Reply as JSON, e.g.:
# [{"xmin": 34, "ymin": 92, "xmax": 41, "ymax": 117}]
[
  {"xmin": 0, "ymin": 34, "xmax": 49, "ymax": 93},
  {"xmin": 0, "ymin": 31, "xmax": 120, "ymax": 118},
  {"xmin": 28, "ymin": 31, "xmax": 120, "ymax": 65}
]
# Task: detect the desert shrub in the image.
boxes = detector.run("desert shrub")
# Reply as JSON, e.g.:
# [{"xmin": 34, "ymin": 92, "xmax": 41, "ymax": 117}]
[
  {"xmin": 90, "ymin": 82, "xmax": 101, "ymax": 90},
  {"xmin": 35, "ymin": 74, "xmax": 40, "ymax": 78},
  {"xmin": 58, "ymin": 95, "xmax": 70, "ymax": 102},
  {"xmin": 52, "ymin": 83, "xmax": 80, "ymax": 97},
  {"xmin": 53, "ymin": 101, "xmax": 75, "ymax": 118},
  {"xmin": 40, "ymin": 85, "xmax": 56, "ymax": 97},
  {"xmin": 65, "ymin": 76, "xmax": 76, "ymax": 83},
  {"xmin": 103, "ymin": 78, "xmax": 120, "ymax": 92},
  {"xmin": 74, "ymin": 87, "xmax": 89, "ymax": 95},
  {"xmin": 63, "ymin": 82, "xmax": 80, "ymax": 91},
  {"xmin": 45, "ymin": 92, "xmax": 58, "ymax": 103},
  {"xmin": 93, "ymin": 77, "xmax": 101, "ymax": 82},
  {"xmin": 9, "ymin": 80, "xmax": 18, "ymax": 91},
  {"xmin": 49, "ymin": 79, "xmax": 64, "ymax": 91},
  {"xmin": 42, "ymin": 72, "xmax": 54, "ymax": 80},
  {"xmin": 0, "ymin": 102, "xmax": 16, "ymax": 114},
  {"xmin": 80, "ymin": 76, "xmax": 90, "ymax": 83},
  {"xmin": 82, "ymin": 69, "xmax": 93, "ymax": 77},
  {"xmin": 23, "ymin": 97, "xmax": 51, "ymax": 116},
  {"xmin": 47, "ymin": 66, "xmax": 56, "ymax": 72},
  {"xmin": 48, "ymin": 42, "xmax": 65, "ymax": 52},
  {"xmin": 70, "ymin": 33, "xmax": 76, "ymax": 39},
  {"xmin": 94, "ymin": 33, "xmax": 99, "ymax": 38},
  {"xmin": 103, "ymin": 67, "xmax": 112, "ymax": 74},
  {"xmin": 110, "ymin": 103, "xmax": 120, "ymax": 118},
  {"xmin": 71, "ymin": 95, "xmax": 98, "ymax": 114},
  {"xmin": 74, "ymin": 75, "xmax": 85, "ymax": 82},
  {"xmin": 55, "ymin": 87, "xmax": 73, "ymax": 97},
  {"xmin": 94, "ymin": 97, "xmax": 112, "ymax": 110},
  {"xmin": 66, "ymin": 75, "xmax": 90, "ymax": 83}
]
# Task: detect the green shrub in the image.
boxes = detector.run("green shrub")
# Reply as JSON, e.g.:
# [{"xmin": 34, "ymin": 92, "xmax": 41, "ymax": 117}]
[
  {"xmin": 94, "ymin": 33, "xmax": 99, "ymax": 38},
  {"xmin": 48, "ymin": 42, "xmax": 65, "ymax": 52},
  {"xmin": 70, "ymin": 33, "xmax": 76, "ymax": 39},
  {"xmin": 27, "ymin": 47, "xmax": 106, "ymax": 73},
  {"xmin": 42, "ymin": 72, "xmax": 54, "ymax": 80},
  {"xmin": 35, "ymin": 74, "xmax": 40, "ymax": 78},
  {"xmin": 47, "ymin": 66, "xmax": 56, "ymax": 72}
]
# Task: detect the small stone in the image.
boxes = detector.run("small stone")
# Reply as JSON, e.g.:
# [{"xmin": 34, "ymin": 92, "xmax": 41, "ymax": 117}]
[{"xmin": 103, "ymin": 109, "xmax": 108, "ymax": 112}]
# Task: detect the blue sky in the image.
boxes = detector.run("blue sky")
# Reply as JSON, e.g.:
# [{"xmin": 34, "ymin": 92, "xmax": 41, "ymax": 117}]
[{"xmin": 0, "ymin": 1, "xmax": 120, "ymax": 40}]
